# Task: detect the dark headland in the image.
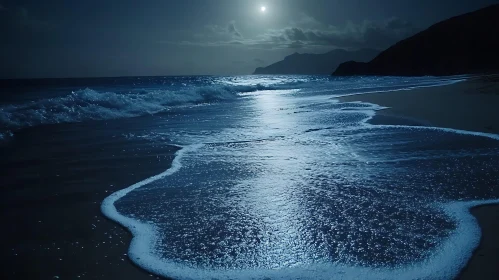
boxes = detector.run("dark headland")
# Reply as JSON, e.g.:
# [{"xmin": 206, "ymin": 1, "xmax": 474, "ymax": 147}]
[
  {"xmin": 333, "ymin": 4, "xmax": 499, "ymax": 76},
  {"xmin": 254, "ymin": 49, "xmax": 378, "ymax": 75},
  {"xmin": 333, "ymin": 5, "xmax": 499, "ymax": 278}
]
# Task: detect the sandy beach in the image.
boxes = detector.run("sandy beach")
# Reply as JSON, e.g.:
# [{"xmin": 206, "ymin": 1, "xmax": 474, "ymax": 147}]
[
  {"xmin": 338, "ymin": 75, "xmax": 499, "ymax": 134},
  {"xmin": 1, "ymin": 76, "xmax": 497, "ymax": 280},
  {"xmin": 0, "ymin": 120, "xmax": 177, "ymax": 280},
  {"xmin": 339, "ymin": 75, "xmax": 499, "ymax": 279}
]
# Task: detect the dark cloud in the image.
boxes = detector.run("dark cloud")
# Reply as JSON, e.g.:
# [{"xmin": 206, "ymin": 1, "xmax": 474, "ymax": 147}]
[
  {"xmin": 178, "ymin": 16, "xmax": 418, "ymax": 51},
  {"xmin": 285, "ymin": 28, "xmax": 308, "ymax": 41},
  {"xmin": 196, "ymin": 20, "xmax": 243, "ymax": 42},
  {"xmin": 227, "ymin": 21, "xmax": 241, "ymax": 38},
  {"xmin": 269, "ymin": 34, "xmax": 287, "ymax": 43},
  {"xmin": 1, "ymin": 0, "xmax": 496, "ymax": 78},
  {"xmin": 256, "ymin": 18, "xmax": 419, "ymax": 50},
  {"xmin": 288, "ymin": 40, "xmax": 305, "ymax": 49}
]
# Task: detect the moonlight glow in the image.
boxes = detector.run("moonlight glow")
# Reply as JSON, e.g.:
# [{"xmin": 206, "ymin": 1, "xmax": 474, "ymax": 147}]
[{"xmin": 261, "ymin": 6, "xmax": 266, "ymax": 12}]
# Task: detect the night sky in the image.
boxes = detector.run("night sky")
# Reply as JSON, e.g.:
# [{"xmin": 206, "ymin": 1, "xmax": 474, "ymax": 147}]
[{"xmin": 1, "ymin": 0, "xmax": 497, "ymax": 78}]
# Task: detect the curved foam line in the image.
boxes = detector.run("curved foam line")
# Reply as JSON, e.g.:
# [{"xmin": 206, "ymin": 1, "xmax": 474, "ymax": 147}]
[
  {"xmin": 368, "ymin": 124, "xmax": 499, "ymax": 141},
  {"xmin": 343, "ymin": 100, "xmax": 499, "ymax": 141},
  {"xmin": 421, "ymin": 199, "xmax": 499, "ymax": 279},
  {"xmin": 335, "ymin": 78, "xmax": 467, "ymax": 99},
  {"xmin": 101, "ymin": 96, "xmax": 499, "ymax": 279},
  {"xmin": 100, "ymin": 144, "xmax": 203, "ymax": 274},
  {"xmin": 103, "ymin": 184, "xmax": 499, "ymax": 280}
]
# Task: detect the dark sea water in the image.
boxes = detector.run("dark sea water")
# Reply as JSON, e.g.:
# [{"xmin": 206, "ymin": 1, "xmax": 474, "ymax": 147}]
[{"xmin": 1, "ymin": 75, "xmax": 498, "ymax": 279}]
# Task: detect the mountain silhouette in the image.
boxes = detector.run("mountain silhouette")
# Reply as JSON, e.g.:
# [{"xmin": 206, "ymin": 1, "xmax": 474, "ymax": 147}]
[
  {"xmin": 333, "ymin": 4, "xmax": 499, "ymax": 76},
  {"xmin": 254, "ymin": 49, "xmax": 379, "ymax": 75}
]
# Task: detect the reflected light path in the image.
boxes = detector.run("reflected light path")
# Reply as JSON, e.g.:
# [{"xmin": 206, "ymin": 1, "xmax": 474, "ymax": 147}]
[{"xmin": 108, "ymin": 76, "xmax": 499, "ymax": 279}]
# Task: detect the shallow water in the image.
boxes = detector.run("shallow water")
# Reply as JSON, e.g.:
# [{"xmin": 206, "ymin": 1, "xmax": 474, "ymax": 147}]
[
  {"xmin": 103, "ymin": 76, "xmax": 497, "ymax": 279},
  {"xmin": 3, "ymin": 75, "xmax": 498, "ymax": 279}
]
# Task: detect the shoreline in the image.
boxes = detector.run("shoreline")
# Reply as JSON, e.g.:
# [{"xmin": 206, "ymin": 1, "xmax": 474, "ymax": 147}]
[
  {"xmin": 338, "ymin": 75, "xmax": 499, "ymax": 134},
  {"xmin": 99, "ymin": 144, "xmax": 200, "ymax": 280},
  {"xmin": 1, "ymin": 76, "xmax": 498, "ymax": 279},
  {"xmin": 338, "ymin": 76, "xmax": 499, "ymax": 279},
  {"xmin": 458, "ymin": 204, "xmax": 499, "ymax": 279},
  {"xmin": 0, "ymin": 121, "xmax": 178, "ymax": 280}
]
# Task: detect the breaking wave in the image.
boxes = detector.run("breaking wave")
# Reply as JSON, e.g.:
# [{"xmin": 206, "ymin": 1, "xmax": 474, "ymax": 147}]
[{"xmin": 0, "ymin": 83, "xmax": 294, "ymax": 134}]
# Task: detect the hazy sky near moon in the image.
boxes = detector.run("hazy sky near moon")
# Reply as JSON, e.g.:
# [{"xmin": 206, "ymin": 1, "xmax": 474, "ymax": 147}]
[{"xmin": 0, "ymin": 0, "xmax": 496, "ymax": 78}]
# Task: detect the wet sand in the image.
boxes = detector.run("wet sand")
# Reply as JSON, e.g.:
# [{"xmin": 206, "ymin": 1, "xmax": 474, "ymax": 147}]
[
  {"xmin": 458, "ymin": 205, "xmax": 499, "ymax": 279},
  {"xmin": 338, "ymin": 75, "xmax": 499, "ymax": 280},
  {"xmin": 339, "ymin": 75, "xmax": 499, "ymax": 134},
  {"xmin": 0, "ymin": 121, "xmax": 177, "ymax": 280},
  {"xmin": 1, "ymin": 76, "xmax": 498, "ymax": 280}
]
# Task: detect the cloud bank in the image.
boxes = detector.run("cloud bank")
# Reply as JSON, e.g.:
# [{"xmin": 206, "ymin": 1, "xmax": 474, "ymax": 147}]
[{"xmin": 176, "ymin": 16, "xmax": 419, "ymax": 51}]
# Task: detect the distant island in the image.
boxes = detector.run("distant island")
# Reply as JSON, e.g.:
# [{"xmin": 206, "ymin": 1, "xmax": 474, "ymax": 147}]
[
  {"xmin": 253, "ymin": 49, "xmax": 379, "ymax": 75},
  {"xmin": 333, "ymin": 4, "xmax": 499, "ymax": 76}
]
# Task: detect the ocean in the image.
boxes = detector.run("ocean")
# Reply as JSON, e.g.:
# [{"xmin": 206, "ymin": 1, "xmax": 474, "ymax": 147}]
[{"xmin": 1, "ymin": 75, "xmax": 498, "ymax": 279}]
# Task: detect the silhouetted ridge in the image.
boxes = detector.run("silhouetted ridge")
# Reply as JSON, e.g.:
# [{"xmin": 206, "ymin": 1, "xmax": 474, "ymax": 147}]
[
  {"xmin": 253, "ymin": 49, "xmax": 378, "ymax": 75},
  {"xmin": 333, "ymin": 4, "xmax": 499, "ymax": 76}
]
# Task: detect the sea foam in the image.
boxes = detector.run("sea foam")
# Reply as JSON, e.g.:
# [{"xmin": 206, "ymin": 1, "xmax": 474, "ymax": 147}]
[
  {"xmin": 0, "ymin": 75, "xmax": 462, "ymax": 140},
  {"xmin": 0, "ymin": 82, "xmax": 302, "ymax": 137},
  {"xmin": 101, "ymin": 143, "xmax": 499, "ymax": 279},
  {"xmin": 6, "ymin": 74, "xmax": 492, "ymax": 279},
  {"xmin": 100, "ymin": 99, "xmax": 499, "ymax": 279}
]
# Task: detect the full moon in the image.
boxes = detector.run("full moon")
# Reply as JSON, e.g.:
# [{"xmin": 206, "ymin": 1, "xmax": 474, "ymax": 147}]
[{"xmin": 261, "ymin": 6, "xmax": 266, "ymax": 12}]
